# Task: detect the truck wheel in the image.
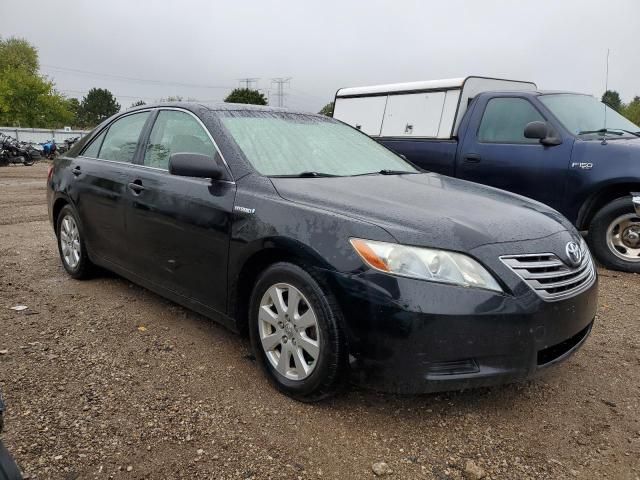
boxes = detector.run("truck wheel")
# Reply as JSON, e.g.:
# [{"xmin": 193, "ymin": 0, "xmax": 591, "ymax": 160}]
[
  {"xmin": 587, "ymin": 197, "xmax": 640, "ymax": 273},
  {"xmin": 248, "ymin": 262, "xmax": 348, "ymax": 402}
]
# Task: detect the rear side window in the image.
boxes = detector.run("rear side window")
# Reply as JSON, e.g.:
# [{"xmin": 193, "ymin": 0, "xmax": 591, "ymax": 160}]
[
  {"xmin": 478, "ymin": 98, "xmax": 545, "ymax": 143},
  {"xmin": 143, "ymin": 110, "xmax": 215, "ymax": 170},
  {"xmin": 82, "ymin": 130, "xmax": 106, "ymax": 158},
  {"xmin": 98, "ymin": 112, "xmax": 150, "ymax": 163}
]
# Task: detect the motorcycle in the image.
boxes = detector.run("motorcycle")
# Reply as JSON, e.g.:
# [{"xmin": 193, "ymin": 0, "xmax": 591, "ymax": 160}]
[
  {"xmin": 39, "ymin": 139, "xmax": 57, "ymax": 160},
  {"xmin": 0, "ymin": 134, "xmax": 39, "ymax": 167},
  {"xmin": 57, "ymin": 136, "xmax": 80, "ymax": 155}
]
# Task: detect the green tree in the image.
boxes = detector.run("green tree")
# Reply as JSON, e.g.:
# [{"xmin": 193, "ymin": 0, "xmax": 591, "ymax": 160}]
[
  {"xmin": 65, "ymin": 97, "xmax": 80, "ymax": 124},
  {"xmin": 224, "ymin": 88, "xmax": 267, "ymax": 105},
  {"xmin": 621, "ymin": 96, "xmax": 640, "ymax": 126},
  {"xmin": 318, "ymin": 102, "xmax": 334, "ymax": 117},
  {"xmin": 130, "ymin": 100, "xmax": 146, "ymax": 108},
  {"xmin": 0, "ymin": 36, "xmax": 73, "ymax": 127},
  {"xmin": 0, "ymin": 64, "xmax": 72, "ymax": 128},
  {"xmin": 602, "ymin": 90, "xmax": 622, "ymax": 112},
  {"xmin": 0, "ymin": 37, "xmax": 39, "ymax": 74},
  {"xmin": 77, "ymin": 88, "xmax": 120, "ymax": 127}
]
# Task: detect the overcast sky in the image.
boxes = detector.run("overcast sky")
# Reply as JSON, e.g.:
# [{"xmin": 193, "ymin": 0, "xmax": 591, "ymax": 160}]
[{"xmin": 3, "ymin": 0, "xmax": 639, "ymax": 112}]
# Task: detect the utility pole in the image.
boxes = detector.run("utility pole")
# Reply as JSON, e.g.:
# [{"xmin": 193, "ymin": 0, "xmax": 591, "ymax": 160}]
[
  {"xmin": 238, "ymin": 78, "xmax": 260, "ymax": 90},
  {"xmin": 270, "ymin": 78, "xmax": 292, "ymax": 107}
]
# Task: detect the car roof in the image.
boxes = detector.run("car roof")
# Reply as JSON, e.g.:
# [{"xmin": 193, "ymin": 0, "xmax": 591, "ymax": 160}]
[{"xmin": 125, "ymin": 101, "xmax": 319, "ymax": 117}]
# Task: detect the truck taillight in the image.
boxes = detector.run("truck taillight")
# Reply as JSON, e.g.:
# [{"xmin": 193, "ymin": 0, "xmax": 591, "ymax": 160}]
[{"xmin": 47, "ymin": 164, "xmax": 54, "ymax": 183}]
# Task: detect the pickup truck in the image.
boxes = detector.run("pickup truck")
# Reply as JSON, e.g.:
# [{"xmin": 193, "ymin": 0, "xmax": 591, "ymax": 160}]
[{"xmin": 334, "ymin": 76, "xmax": 640, "ymax": 273}]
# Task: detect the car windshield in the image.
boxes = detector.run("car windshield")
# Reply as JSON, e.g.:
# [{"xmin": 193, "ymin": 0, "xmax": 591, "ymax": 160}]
[
  {"xmin": 219, "ymin": 111, "xmax": 418, "ymax": 176},
  {"xmin": 539, "ymin": 93, "xmax": 640, "ymax": 137}
]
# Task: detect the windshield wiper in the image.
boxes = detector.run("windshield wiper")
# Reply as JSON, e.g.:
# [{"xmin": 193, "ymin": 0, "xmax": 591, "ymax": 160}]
[
  {"xmin": 270, "ymin": 171, "xmax": 339, "ymax": 178},
  {"xmin": 377, "ymin": 169, "xmax": 419, "ymax": 175},
  {"xmin": 578, "ymin": 128, "xmax": 625, "ymax": 136}
]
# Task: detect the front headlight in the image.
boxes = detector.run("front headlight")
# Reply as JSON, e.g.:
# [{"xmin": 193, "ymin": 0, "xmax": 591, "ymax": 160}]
[{"xmin": 350, "ymin": 238, "xmax": 503, "ymax": 292}]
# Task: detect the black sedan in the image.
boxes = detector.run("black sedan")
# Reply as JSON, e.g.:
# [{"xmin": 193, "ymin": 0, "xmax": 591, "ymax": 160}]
[
  {"xmin": 0, "ymin": 391, "xmax": 22, "ymax": 480},
  {"xmin": 47, "ymin": 103, "xmax": 598, "ymax": 401}
]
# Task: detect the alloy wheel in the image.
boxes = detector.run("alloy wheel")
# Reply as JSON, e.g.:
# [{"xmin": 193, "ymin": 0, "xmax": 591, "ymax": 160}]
[
  {"xmin": 258, "ymin": 283, "xmax": 320, "ymax": 381},
  {"xmin": 60, "ymin": 214, "xmax": 81, "ymax": 269}
]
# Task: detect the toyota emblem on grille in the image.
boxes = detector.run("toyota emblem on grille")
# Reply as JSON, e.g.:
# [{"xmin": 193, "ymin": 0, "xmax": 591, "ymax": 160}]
[{"xmin": 565, "ymin": 241, "xmax": 582, "ymax": 267}]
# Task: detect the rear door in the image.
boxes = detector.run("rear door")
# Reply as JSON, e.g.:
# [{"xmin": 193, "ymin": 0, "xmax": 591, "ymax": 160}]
[
  {"xmin": 72, "ymin": 111, "xmax": 151, "ymax": 264},
  {"xmin": 125, "ymin": 109, "xmax": 236, "ymax": 313},
  {"xmin": 457, "ymin": 96, "xmax": 571, "ymax": 211}
]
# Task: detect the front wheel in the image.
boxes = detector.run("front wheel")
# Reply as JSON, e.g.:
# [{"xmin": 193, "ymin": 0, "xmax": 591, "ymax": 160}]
[
  {"xmin": 588, "ymin": 197, "xmax": 640, "ymax": 273},
  {"xmin": 22, "ymin": 156, "xmax": 35, "ymax": 166},
  {"xmin": 249, "ymin": 262, "xmax": 348, "ymax": 402}
]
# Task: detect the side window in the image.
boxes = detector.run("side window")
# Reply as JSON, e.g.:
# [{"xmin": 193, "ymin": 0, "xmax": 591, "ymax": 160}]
[
  {"xmin": 478, "ymin": 98, "xmax": 545, "ymax": 143},
  {"xmin": 98, "ymin": 111, "xmax": 150, "ymax": 163},
  {"xmin": 81, "ymin": 130, "xmax": 106, "ymax": 158},
  {"xmin": 143, "ymin": 110, "xmax": 215, "ymax": 170}
]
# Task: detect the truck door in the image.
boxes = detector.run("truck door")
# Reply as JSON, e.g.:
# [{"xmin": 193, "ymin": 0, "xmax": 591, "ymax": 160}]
[{"xmin": 457, "ymin": 95, "xmax": 572, "ymax": 212}]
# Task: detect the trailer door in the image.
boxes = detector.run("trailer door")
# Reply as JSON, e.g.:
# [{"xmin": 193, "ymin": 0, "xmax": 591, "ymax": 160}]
[{"xmin": 333, "ymin": 96, "xmax": 387, "ymax": 136}]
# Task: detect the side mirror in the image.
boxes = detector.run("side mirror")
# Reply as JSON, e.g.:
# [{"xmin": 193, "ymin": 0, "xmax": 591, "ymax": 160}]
[
  {"xmin": 169, "ymin": 153, "xmax": 224, "ymax": 180},
  {"xmin": 524, "ymin": 121, "xmax": 562, "ymax": 146}
]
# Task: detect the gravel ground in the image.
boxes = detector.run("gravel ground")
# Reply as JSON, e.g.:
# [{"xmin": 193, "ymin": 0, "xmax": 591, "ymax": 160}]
[{"xmin": 0, "ymin": 162, "xmax": 639, "ymax": 480}]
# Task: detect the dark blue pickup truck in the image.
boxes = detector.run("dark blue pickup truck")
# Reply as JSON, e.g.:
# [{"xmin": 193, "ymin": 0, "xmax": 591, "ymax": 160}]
[{"xmin": 334, "ymin": 77, "xmax": 640, "ymax": 272}]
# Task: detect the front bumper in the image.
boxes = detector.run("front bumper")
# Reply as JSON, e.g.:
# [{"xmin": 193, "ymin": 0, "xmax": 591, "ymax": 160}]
[{"xmin": 324, "ymin": 239, "xmax": 598, "ymax": 394}]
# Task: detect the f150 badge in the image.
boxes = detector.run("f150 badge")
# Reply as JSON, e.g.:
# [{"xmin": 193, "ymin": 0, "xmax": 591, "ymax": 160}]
[{"xmin": 571, "ymin": 162, "xmax": 593, "ymax": 170}]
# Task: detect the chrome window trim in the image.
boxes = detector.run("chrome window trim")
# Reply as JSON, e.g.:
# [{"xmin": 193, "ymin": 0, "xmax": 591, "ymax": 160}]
[
  {"xmin": 78, "ymin": 107, "xmax": 235, "ymax": 183},
  {"xmin": 76, "ymin": 155, "xmax": 236, "ymax": 185}
]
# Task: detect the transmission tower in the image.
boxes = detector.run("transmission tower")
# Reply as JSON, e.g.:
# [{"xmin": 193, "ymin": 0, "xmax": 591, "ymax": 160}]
[
  {"xmin": 238, "ymin": 78, "xmax": 260, "ymax": 90},
  {"xmin": 270, "ymin": 78, "xmax": 292, "ymax": 107}
]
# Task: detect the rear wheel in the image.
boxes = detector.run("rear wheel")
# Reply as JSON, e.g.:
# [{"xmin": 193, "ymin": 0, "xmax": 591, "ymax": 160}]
[
  {"xmin": 588, "ymin": 197, "xmax": 640, "ymax": 273},
  {"xmin": 249, "ymin": 262, "xmax": 348, "ymax": 402},
  {"xmin": 56, "ymin": 205, "xmax": 94, "ymax": 279}
]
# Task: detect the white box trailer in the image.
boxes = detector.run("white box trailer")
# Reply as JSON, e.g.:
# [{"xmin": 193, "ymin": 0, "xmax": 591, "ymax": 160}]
[{"xmin": 333, "ymin": 76, "xmax": 537, "ymax": 139}]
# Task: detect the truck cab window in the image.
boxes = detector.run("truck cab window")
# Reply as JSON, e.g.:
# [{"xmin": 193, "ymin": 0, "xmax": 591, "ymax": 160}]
[{"xmin": 478, "ymin": 98, "xmax": 544, "ymax": 144}]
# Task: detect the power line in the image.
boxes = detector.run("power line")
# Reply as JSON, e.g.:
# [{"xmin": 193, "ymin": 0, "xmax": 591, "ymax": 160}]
[
  {"xmin": 237, "ymin": 78, "xmax": 260, "ymax": 89},
  {"xmin": 270, "ymin": 77, "xmax": 291, "ymax": 107},
  {"xmin": 42, "ymin": 64, "xmax": 234, "ymax": 90}
]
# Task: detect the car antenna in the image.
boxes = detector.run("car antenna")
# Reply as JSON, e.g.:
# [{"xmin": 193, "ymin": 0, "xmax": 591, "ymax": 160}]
[{"xmin": 602, "ymin": 48, "xmax": 610, "ymax": 146}]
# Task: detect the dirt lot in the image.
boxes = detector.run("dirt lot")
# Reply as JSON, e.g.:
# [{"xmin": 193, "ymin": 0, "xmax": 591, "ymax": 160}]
[{"xmin": 0, "ymin": 162, "xmax": 639, "ymax": 480}]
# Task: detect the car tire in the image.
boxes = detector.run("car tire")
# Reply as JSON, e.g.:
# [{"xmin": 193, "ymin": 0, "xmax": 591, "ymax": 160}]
[
  {"xmin": 248, "ymin": 262, "xmax": 348, "ymax": 402},
  {"xmin": 56, "ymin": 204, "xmax": 94, "ymax": 279},
  {"xmin": 587, "ymin": 197, "xmax": 640, "ymax": 273}
]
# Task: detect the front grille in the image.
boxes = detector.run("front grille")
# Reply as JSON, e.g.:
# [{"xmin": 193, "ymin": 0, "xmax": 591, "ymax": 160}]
[{"xmin": 500, "ymin": 247, "xmax": 596, "ymax": 301}]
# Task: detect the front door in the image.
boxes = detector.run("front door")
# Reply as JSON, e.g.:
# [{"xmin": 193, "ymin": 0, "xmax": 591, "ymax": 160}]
[
  {"xmin": 125, "ymin": 109, "xmax": 236, "ymax": 313},
  {"xmin": 457, "ymin": 96, "xmax": 572, "ymax": 212}
]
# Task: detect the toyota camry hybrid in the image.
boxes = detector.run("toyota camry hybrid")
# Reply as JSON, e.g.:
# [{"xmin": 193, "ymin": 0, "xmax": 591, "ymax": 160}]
[{"xmin": 47, "ymin": 103, "xmax": 598, "ymax": 401}]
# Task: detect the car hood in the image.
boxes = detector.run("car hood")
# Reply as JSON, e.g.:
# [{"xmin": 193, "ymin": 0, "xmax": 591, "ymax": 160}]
[{"xmin": 271, "ymin": 173, "xmax": 575, "ymax": 251}]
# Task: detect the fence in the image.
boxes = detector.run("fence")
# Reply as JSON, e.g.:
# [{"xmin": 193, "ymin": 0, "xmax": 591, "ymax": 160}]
[{"xmin": 0, "ymin": 126, "xmax": 91, "ymax": 144}]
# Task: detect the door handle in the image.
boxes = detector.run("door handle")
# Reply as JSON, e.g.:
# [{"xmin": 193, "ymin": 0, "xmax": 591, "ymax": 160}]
[
  {"xmin": 72, "ymin": 166, "xmax": 82, "ymax": 176},
  {"xmin": 128, "ymin": 180, "xmax": 145, "ymax": 194},
  {"xmin": 463, "ymin": 154, "xmax": 481, "ymax": 164}
]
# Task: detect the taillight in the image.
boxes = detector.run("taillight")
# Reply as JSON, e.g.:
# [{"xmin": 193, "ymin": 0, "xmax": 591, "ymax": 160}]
[{"xmin": 47, "ymin": 164, "xmax": 54, "ymax": 183}]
